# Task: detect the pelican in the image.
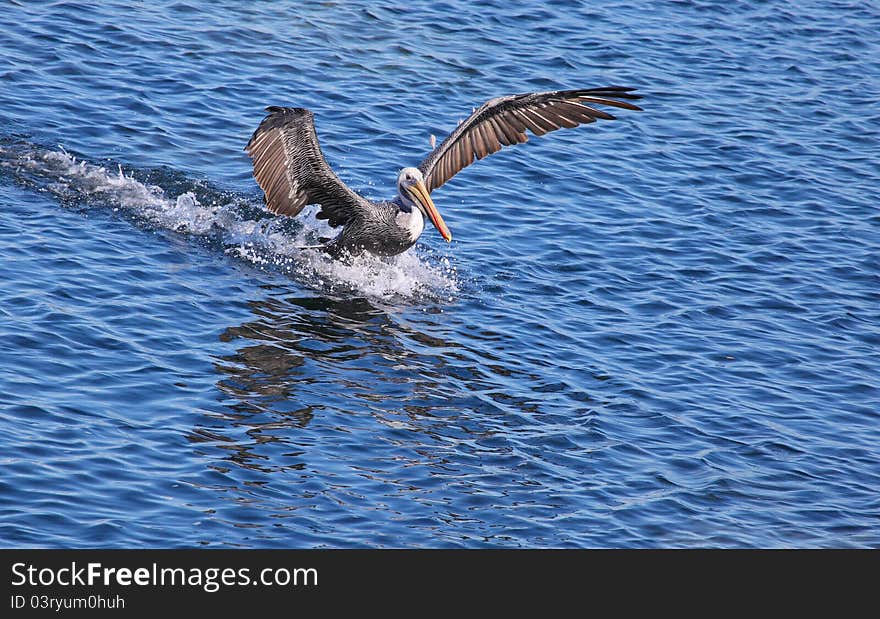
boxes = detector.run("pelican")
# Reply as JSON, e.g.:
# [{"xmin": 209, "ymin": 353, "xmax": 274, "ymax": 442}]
[{"xmin": 245, "ymin": 87, "xmax": 641, "ymax": 258}]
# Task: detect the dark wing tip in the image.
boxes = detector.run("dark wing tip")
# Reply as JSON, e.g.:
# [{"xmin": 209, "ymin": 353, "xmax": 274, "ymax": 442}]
[
  {"xmin": 567, "ymin": 87, "xmax": 644, "ymax": 111},
  {"xmin": 579, "ymin": 86, "xmax": 642, "ymax": 97},
  {"xmin": 264, "ymin": 105, "xmax": 312, "ymax": 116},
  {"xmin": 245, "ymin": 106, "xmax": 315, "ymax": 153},
  {"xmin": 259, "ymin": 106, "xmax": 314, "ymax": 128},
  {"xmin": 603, "ymin": 99, "xmax": 643, "ymax": 112}
]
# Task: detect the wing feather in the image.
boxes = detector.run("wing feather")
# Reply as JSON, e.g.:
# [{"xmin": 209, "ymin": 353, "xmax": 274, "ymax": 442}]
[
  {"xmin": 244, "ymin": 106, "xmax": 366, "ymax": 227},
  {"xmin": 492, "ymin": 116, "xmax": 519, "ymax": 146},
  {"xmin": 418, "ymin": 87, "xmax": 642, "ymax": 192},
  {"xmin": 512, "ymin": 109, "xmax": 546, "ymax": 136}
]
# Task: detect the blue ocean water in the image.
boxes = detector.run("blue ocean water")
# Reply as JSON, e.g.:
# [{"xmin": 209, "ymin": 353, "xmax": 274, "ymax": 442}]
[{"xmin": 1, "ymin": 0, "xmax": 878, "ymax": 548}]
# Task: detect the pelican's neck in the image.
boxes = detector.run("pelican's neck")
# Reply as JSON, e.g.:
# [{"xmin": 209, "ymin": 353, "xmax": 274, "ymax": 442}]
[
  {"xmin": 394, "ymin": 197, "xmax": 424, "ymax": 241},
  {"xmin": 397, "ymin": 187, "xmax": 416, "ymax": 212}
]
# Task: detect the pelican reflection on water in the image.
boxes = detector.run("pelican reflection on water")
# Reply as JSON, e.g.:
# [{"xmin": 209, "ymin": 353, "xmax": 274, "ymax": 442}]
[{"xmin": 245, "ymin": 87, "xmax": 642, "ymax": 258}]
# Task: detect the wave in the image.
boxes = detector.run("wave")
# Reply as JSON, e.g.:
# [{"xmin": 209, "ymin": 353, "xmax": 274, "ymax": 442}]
[{"xmin": 0, "ymin": 140, "xmax": 459, "ymax": 301}]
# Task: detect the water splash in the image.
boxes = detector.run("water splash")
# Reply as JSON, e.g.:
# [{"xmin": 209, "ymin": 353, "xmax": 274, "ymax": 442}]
[{"xmin": 0, "ymin": 141, "xmax": 459, "ymax": 301}]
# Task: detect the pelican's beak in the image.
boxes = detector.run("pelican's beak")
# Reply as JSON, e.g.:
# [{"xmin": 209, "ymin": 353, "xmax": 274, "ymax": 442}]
[{"xmin": 410, "ymin": 180, "xmax": 452, "ymax": 242}]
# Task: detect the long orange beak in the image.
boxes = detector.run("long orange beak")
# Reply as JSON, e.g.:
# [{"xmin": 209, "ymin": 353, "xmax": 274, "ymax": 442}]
[{"xmin": 409, "ymin": 180, "xmax": 452, "ymax": 242}]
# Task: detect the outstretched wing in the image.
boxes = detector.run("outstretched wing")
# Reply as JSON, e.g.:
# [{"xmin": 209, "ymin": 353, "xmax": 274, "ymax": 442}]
[
  {"xmin": 244, "ymin": 106, "xmax": 367, "ymax": 227},
  {"xmin": 417, "ymin": 87, "xmax": 642, "ymax": 192}
]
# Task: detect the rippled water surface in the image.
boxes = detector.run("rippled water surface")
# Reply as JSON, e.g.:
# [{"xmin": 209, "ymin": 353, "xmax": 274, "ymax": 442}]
[{"xmin": 1, "ymin": 1, "xmax": 878, "ymax": 548}]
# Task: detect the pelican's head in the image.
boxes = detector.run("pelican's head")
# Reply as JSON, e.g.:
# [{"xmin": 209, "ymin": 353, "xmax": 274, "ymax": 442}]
[{"xmin": 397, "ymin": 167, "xmax": 452, "ymax": 242}]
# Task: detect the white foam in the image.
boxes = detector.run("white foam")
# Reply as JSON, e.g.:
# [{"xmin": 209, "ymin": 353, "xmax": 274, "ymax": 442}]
[{"xmin": 1, "ymin": 144, "xmax": 459, "ymax": 301}]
